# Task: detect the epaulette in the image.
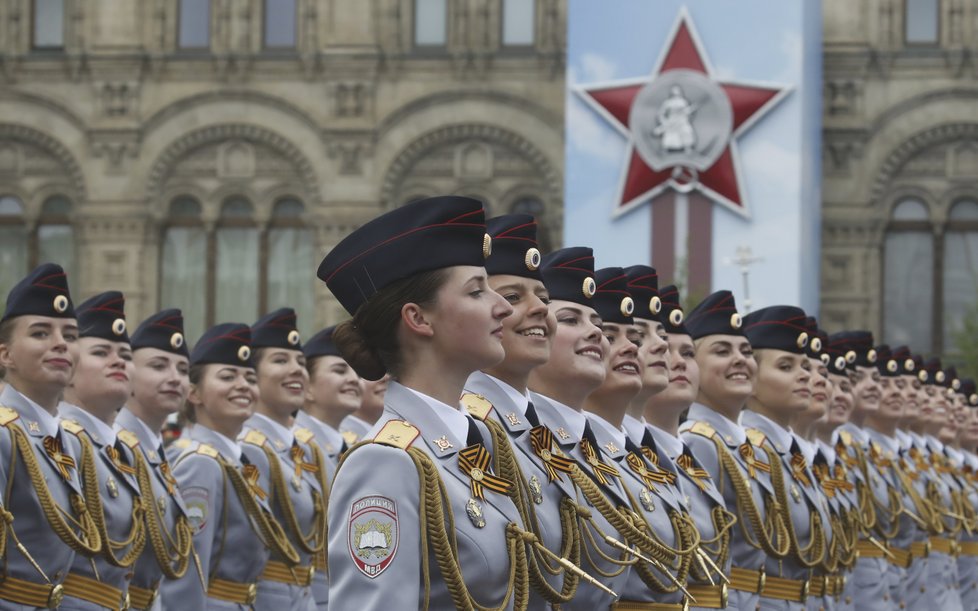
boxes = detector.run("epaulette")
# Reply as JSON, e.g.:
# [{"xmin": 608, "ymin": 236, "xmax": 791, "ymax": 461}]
[
  {"xmin": 171, "ymin": 438, "xmax": 192, "ymax": 451},
  {"xmin": 688, "ymin": 421, "xmax": 716, "ymax": 439},
  {"xmin": 838, "ymin": 430, "xmax": 852, "ymax": 446},
  {"xmin": 117, "ymin": 430, "xmax": 140, "ymax": 449},
  {"xmin": 373, "ymin": 420, "xmax": 420, "ymax": 450},
  {"xmin": 242, "ymin": 430, "xmax": 267, "ymax": 447},
  {"xmin": 61, "ymin": 419, "xmax": 84, "ymax": 435},
  {"xmin": 342, "ymin": 430, "xmax": 359, "ymax": 446},
  {"xmin": 294, "ymin": 427, "xmax": 314, "ymax": 445},
  {"xmin": 196, "ymin": 443, "xmax": 219, "ymax": 459},
  {"xmin": 0, "ymin": 407, "xmax": 18, "ymax": 427},
  {"xmin": 746, "ymin": 428, "xmax": 767, "ymax": 448},
  {"xmin": 461, "ymin": 393, "xmax": 493, "ymax": 421}
]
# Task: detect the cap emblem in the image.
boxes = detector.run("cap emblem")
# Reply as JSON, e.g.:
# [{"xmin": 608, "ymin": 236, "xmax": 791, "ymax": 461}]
[
  {"xmin": 53, "ymin": 295, "xmax": 69, "ymax": 314},
  {"xmin": 582, "ymin": 277, "xmax": 596, "ymax": 299},
  {"xmin": 111, "ymin": 318, "xmax": 126, "ymax": 336},
  {"xmin": 845, "ymin": 350, "xmax": 857, "ymax": 364},
  {"xmin": 904, "ymin": 359, "xmax": 915, "ymax": 372},
  {"xmin": 953, "ymin": 379, "xmax": 962, "ymax": 391},
  {"xmin": 170, "ymin": 332, "xmax": 184, "ymax": 350},
  {"xmin": 729, "ymin": 313, "xmax": 742, "ymax": 330},
  {"xmin": 886, "ymin": 360, "xmax": 898, "ymax": 373},
  {"xmin": 970, "ymin": 393, "xmax": 977, "ymax": 406},
  {"xmin": 835, "ymin": 356, "xmax": 847, "ymax": 371},
  {"xmin": 867, "ymin": 349, "xmax": 877, "ymax": 364},
  {"xmin": 810, "ymin": 337, "xmax": 822, "ymax": 353},
  {"xmin": 525, "ymin": 248, "xmax": 541, "ymax": 271},
  {"xmin": 936, "ymin": 371, "xmax": 946, "ymax": 384},
  {"xmin": 820, "ymin": 353, "xmax": 830, "ymax": 366},
  {"xmin": 796, "ymin": 332, "xmax": 809, "ymax": 350},
  {"xmin": 669, "ymin": 309, "xmax": 684, "ymax": 326},
  {"xmin": 620, "ymin": 297, "xmax": 635, "ymax": 317},
  {"xmin": 650, "ymin": 296, "xmax": 662, "ymax": 315},
  {"xmin": 918, "ymin": 370, "xmax": 929, "ymax": 383},
  {"xmin": 237, "ymin": 345, "xmax": 251, "ymax": 362},
  {"xmin": 287, "ymin": 330, "xmax": 301, "ymax": 346},
  {"xmin": 482, "ymin": 234, "xmax": 492, "ymax": 259}
]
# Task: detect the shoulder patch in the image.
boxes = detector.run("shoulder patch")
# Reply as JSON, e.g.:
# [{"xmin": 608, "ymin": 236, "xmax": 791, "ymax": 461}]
[
  {"xmin": 688, "ymin": 421, "xmax": 716, "ymax": 439},
  {"xmin": 171, "ymin": 437, "xmax": 191, "ymax": 450},
  {"xmin": 838, "ymin": 430, "xmax": 853, "ymax": 446},
  {"xmin": 342, "ymin": 430, "xmax": 359, "ymax": 446},
  {"xmin": 242, "ymin": 430, "xmax": 267, "ymax": 447},
  {"xmin": 61, "ymin": 419, "xmax": 84, "ymax": 435},
  {"xmin": 373, "ymin": 420, "xmax": 420, "ymax": 450},
  {"xmin": 746, "ymin": 428, "xmax": 767, "ymax": 448},
  {"xmin": 461, "ymin": 393, "xmax": 494, "ymax": 421},
  {"xmin": 294, "ymin": 427, "xmax": 314, "ymax": 444},
  {"xmin": 196, "ymin": 443, "xmax": 219, "ymax": 459},
  {"xmin": 0, "ymin": 407, "xmax": 18, "ymax": 427},
  {"xmin": 117, "ymin": 429, "xmax": 140, "ymax": 449}
]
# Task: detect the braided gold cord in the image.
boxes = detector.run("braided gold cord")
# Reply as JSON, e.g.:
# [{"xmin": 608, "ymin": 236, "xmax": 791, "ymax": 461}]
[
  {"xmin": 7, "ymin": 424, "xmax": 102, "ymax": 556},
  {"xmin": 259, "ymin": 444, "xmax": 328, "ymax": 555},
  {"xmin": 760, "ymin": 443, "xmax": 825, "ymax": 568},
  {"xmin": 690, "ymin": 505, "xmax": 735, "ymax": 583},
  {"xmin": 131, "ymin": 449, "xmax": 192, "ymax": 578},
  {"xmin": 221, "ymin": 459, "xmax": 301, "ymax": 565}
]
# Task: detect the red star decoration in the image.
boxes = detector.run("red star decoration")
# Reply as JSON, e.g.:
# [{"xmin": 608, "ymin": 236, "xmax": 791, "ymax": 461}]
[{"xmin": 576, "ymin": 12, "xmax": 790, "ymax": 217}]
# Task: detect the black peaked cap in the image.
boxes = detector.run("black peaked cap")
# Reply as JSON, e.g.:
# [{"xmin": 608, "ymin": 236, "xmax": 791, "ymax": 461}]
[
  {"xmin": 3, "ymin": 262, "xmax": 75, "ymax": 322},
  {"xmin": 624, "ymin": 265, "xmax": 661, "ymax": 322},
  {"xmin": 252, "ymin": 308, "xmax": 302, "ymax": 351},
  {"xmin": 684, "ymin": 290, "xmax": 744, "ymax": 339},
  {"xmin": 190, "ymin": 323, "xmax": 253, "ymax": 368},
  {"xmin": 131, "ymin": 309, "xmax": 190, "ymax": 357},
  {"xmin": 827, "ymin": 331, "xmax": 876, "ymax": 368},
  {"xmin": 539, "ymin": 247, "xmax": 596, "ymax": 307},
  {"xmin": 484, "ymin": 214, "xmax": 543, "ymax": 282},
  {"xmin": 659, "ymin": 285, "xmax": 689, "ymax": 335},
  {"xmin": 303, "ymin": 326, "xmax": 342, "ymax": 360},
  {"xmin": 592, "ymin": 267, "xmax": 634, "ymax": 325},
  {"xmin": 76, "ymin": 291, "xmax": 129, "ymax": 343},
  {"xmin": 743, "ymin": 306, "xmax": 809, "ymax": 354}
]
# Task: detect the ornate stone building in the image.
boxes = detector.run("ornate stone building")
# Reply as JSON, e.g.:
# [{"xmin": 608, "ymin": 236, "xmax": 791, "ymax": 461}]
[
  {"xmin": 0, "ymin": 0, "xmax": 566, "ymax": 340},
  {"xmin": 821, "ymin": 0, "xmax": 978, "ymax": 356}
]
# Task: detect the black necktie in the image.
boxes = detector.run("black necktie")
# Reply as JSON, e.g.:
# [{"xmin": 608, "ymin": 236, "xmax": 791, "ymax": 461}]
[
  {"xmin": 466, "ymin": 416, "xmax": 485, "ymax": 447},
  {"xmin": 525, "ymin": 401, "xmax": 541, "ymax": 428},
  {"xmin": 156, "ymin": 444, "xmax": 167, "ymax": 464},
  {"xmin": 582, "ymin": 420, "xmax": 599, "ymax": 449},
  {"xmin": 240, "ymin": 452, "xmax": 251, "ymax": 466}
]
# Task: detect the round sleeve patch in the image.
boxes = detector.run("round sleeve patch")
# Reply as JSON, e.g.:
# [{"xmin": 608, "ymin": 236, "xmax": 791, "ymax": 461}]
[
  {"xmin": 348, "ymin": 495, "xmax": 399, "ymax": 579},
  {"xmin": 183, "ymin": 486, "xmax": 209, "ymax": 533}
]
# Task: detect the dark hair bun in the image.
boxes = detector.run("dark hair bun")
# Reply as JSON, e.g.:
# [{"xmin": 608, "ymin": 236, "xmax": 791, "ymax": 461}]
[{"xmin": 331, "ymin": 320, "xmax": 388, "ymax": 381}]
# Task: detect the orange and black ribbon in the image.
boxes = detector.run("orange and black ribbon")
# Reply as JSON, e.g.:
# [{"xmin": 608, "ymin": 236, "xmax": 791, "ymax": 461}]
[
  {"xmin": 836, "ymin": 441, "xmax": 859, "ymax": 469},
  {"xmin": 898, "ymin": 458, "xmax": 919, "ymax": 481},
  {"xmin": 790, "ymin": 452, "xmax": 812, "ymax": 488},
  {"xmin": 107, "ymin": 445, "xmax": 136, "ymax": 475},
  {"xmin": 738, "ymin": 443, "xmax": 770, "ymax": 479},
  {"xmin": 641, "ymin": 446, "xmax": 658, "ymax": 466},
  {"xmin": 159, "ymin": 461, "xmax": 177, "ymax": 495},
  {"xmin": 242, "ymin": 464, "xmax": 268, "ymax": 501},
  {"xmin": 870, "ymin": 443, "xmax": 893, "ymax": 470},
  {"xmin": 529, "ymin": 426, "xmax": 575, "ymax": 482},
  {"xmin": 677, "ymin": 453, "xmax": 710, "ymax": 492},
  {"xmin": 458, "ymin": 444, "xmax": 513, "ymax": 500},
  {"xmin": 43, "ymin": 435, "xmax": 76, "ymax": 482},
  {"xmin": 833, "ymin": 464, "xmax": 854, "ymax": 492},
  {"xmin": 626, "ymin": 452, "xmax": 674, "ymax": 491},
  {"xmin": 581, "ymin": 440, "xmax": 620, "ymax": 486},
  {"xmin": 290, "ymin": 444, "xmax": 319, "ymax": 480}
]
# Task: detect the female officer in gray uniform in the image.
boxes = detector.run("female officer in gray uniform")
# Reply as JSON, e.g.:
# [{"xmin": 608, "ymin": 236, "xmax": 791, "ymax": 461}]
[
  {"xmin": 161, "ymin": 323, "xmax": 298, "ymax": 609},
  {"xmin": 319, "ymin": 196, "xmax": 531, "ymax": 610},
  {"xmin": 116, "ymin": 309, "xmax": 197, "ymax": 611},
  {"xmin": 240, "ymin": 308, "xmax": 324, "ymax": 611},
  {"xmin": 59, "ymin": 292, "xmax": 145, "ymax": 611},
  {"xmin": 0, "ymin": 263, "xmax": 102, "ymax": 609}
]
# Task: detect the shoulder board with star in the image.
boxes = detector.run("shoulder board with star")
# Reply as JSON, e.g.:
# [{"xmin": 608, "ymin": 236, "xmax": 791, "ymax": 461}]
[
  {"xmin": 242, "ymin": 430, "xmax": 267, "ymax": 447},
  {"xmin": 294, "ymin": 427, "xmax": 314, "ymax": 445},
  {"xmin": 0, "ymin": 406, "xmax": 18, "ymax": 427},
  {"xmin": 461, "ymin": 393, "xmax": 494, "ymax": 421},
  {"xmin": 746, "ymin": 428, "xmax": 767, "ymax": 448},
  {"xmin": 342, "ymin": 430, "xmax": 359, "ymax": 446},
  {"xmin": 171, "ymin": 437, "xmax": 192, "ymax": 451},
  {"xmin": 838, "ymin": 430, "xmax": 853, "ymax": 446},
  {"xmin": 61, "ymin": 419, "xmax": 84, "ymax": 436},
  {"xmin": 688, "ymin": 421, "xmax": 716, "ymax": 440},
  {"xmin": 196, "ymin": 443, "xmax": 219, "ymax": 459},
  {"xmin": 373, "ymin": 420, "xmax": 420, "ymax": 450},
  {"xmin": 117, "ymin": 429, "xmax": 140, "ymax": 449}
]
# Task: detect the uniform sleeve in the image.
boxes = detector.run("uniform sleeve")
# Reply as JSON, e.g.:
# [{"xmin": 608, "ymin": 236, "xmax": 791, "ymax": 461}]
[
  {"xmin": 681, "ymin": 433, "xmax": 721, "ymax": 483},
  {"xmin": 327, "ymin": 443, "xmax": 422, "ymax": 611},
  {"xmin": 160, "ymin": 453, "xmax": 223, "ymax": 608}
]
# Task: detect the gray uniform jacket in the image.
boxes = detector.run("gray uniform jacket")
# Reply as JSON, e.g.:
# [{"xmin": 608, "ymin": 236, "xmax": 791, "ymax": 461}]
[
  {"xmin": 239, "ymin": 415, "xmax": 320, "ymax": 611},
  {"xmin": 680, "ymin": 403, "xmax": 778, "ymax": 611},
  {"xmin": 59, "ymin": 404, "xmax": 142, "ymax": 611},
  {"xmin": 463, "ymin": 372, "xmax": 583, "ymax": 607},
  {"xmin": 160, "ymin": 425, "xmax": 272, "ymax": 611},
  {"xmin": 586, "ymin": 412, "xmax": 688, "ymax": 606},
  {"xmin": 114, "ymin": 408, "xmax": 195, "ymax": 611},
  {"xmin": 338, "ymin": 416, "xmax": 372, "ymax": 445},
  {"xmin": 0, "ymin": 385, "xmax": 89, "ymax": 611},
  {"xmin": 958, "ymin": 450, "xmax": 978, "ymax": 611},
  {"xmin": 813, "ymin": 439, "xmax": 857, "ymax": 611},
  {"xmin": 925, "ymin": 439, "xmax": 965, "ymax": 611},
  {"xmin": 530, "ymin": 392, "xmax": 634, "ymax": 609},
  {"xmin": 327, "ymin": 382, "xmax": 525, "ymax": 611},
  {"xmin": 290, "ymin": 411, "xmax": 339, "ymax": 610}
]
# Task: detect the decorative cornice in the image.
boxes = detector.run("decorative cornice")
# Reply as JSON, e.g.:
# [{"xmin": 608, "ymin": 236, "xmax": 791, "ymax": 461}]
[
  {"xmin": 0, "ymin": 123, "xmax": 86, "ymax": 199},
  {"xmin": 870, "ymin": 123, "xmax": 978, "ymax": 204}
]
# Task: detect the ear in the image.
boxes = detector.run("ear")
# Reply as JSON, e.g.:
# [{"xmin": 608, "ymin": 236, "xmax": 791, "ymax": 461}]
[
  {"xmin": 187, "ymin": 383, "xmax": 204, "ymax": 411},
  {"xmin": 0, "ymin": 343, "xmax": 12, "ymax": 372},
  {"xmin": 401, "ymin": 302, "xmax": 435, "ymax": 339}
]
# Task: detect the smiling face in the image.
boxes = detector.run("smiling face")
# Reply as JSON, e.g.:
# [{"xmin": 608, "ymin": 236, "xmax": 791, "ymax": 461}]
[
  {"xmin": 876, "ymin": 375, "xmax": 905, "ymax": 422},
  {"xmin": 806, "ymin": 357, "xmax": 830, "ymax": 420},
  {"xmin": 900, "ymin": 375, "xmax": 921, "ymax": 426},
  {"xmin": 307, "ymin": 355, "xmax": 363, "ymax": 424},
  {"xmin": 693, "ymin": 334, "xmax": 756, "ymax": 412},
  {"xmin": 0, "ymin": 315, "xmax": 80, "ymax": 395},
  {"xmin": 190, "ymin": 364, "xmax": 258, "ymax": 431},
  {"xmin": 851, "ymin": 366, "xmax": 882, "ymax": 418},
  {"xmin": 752, "ymin": 349, "xmax": 812, "ymax": 417},
  {"xmin": 648, "ymin": 333, "xmax": 699, "ymax": 412},
  {"xmin": 487, "ymin": 274, "xmax": 556, "ymax": 376},
  {"xmin": 529, "ymin": 300, "xmax": 608, "ymax": 400},
  {"xmin": 131, "ymin": 347, "xmax": 190, "ymax": 418},
  {"xmin": 256, "ymin": 348, "xmax": 309, "ymax": 418},
  {"xmin": 631, "ymin": 318, "xmax": 670, "ymax": 395},
  {"xmin": 68, "ymin": 337, "xmax": 134, "ymax": 413},
  {"xmin": 594, "ymin": 322, "xmax": 643, "ymax": 400},
  {"xmin": 825, "ymin": 372, "xmax": 854, "ymax": 428}
]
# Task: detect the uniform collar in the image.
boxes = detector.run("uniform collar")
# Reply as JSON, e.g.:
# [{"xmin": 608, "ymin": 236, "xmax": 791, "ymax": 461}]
[
  {"xmin": 298, "ymin": 412, "xmax": 345, "ymax": 454},
  {"xmin": 585, "ymin": 412, "xmax": 628, "ymax": 455},
  {"xmin": 815, "ymin": 438, "xmax": 837, "ymax": 464},
  {"xmin": 251, "ymin": 412, "xmax": 295, "ymax": 448},
  {"xmin": 478, "ymin": 372, "xmax": 530, "ymax": 416},
  {"xmin": 865, "ymin": 428, "xmax": 899, "ymax": 455},
  {"xmin": 741, "ymin": 410, "xmax": 795, "ymax": 454},
  {"xmin": 341, "ymin": 415, "xmax": 373, "ymax": 434},
  {"xmin": 836, "ymin": 421, "xmax": 869, "ymax": 445},
  {"xmin": 60, "ymin": 402, "xmax": 117, "ymax": 446},
  {"xmin": 192, "ymin": 425, "xmax": 242, "ymax": 462},
  {"xmin": 538, "ymin": 395, "xmax": 587, "ymax": 441},
  {"xmin": 684, "ymin": 402, "xmax": 746, "ymax": 445},
  {"xmin": 402, "ymin": 384, "xmax": 470, "ymax": 437},
  {"xmin": 621, "ymin": 413, "xmax": 647, "ymax": 446},
  {"xmin": 894, "ymin": 428, "xmax": 913, "ymax": 450},
  {"xmin": 0, "ymin": 384, "xmax": 60, "ymax": 437},
  {"xmin": 924, "ymin": 434, "xmax": 944, "ymax": 454},
  {"xmin": 115, "ymin": 407, "xmax": 164, "ymax": 451},
  {"xmin": 646, "ymin": 423, "xmax": 683, "ymax": 460},
  {"xmin": 794, "ymin": 434, "xmax": 817, "ymax": 463}
]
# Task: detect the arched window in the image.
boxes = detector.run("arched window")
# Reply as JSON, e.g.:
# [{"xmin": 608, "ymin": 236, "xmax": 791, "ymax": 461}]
[
  {"xmin": 264, "ymin": 0, "xmax": 297, "ymax": 48},
  {"xmin": 502, "ymin": 0, "xmax": 535, "ymax": 46},
  {"xmin": 178, "ymin": 0, "xmax": 210, "ymax": 49},
  {"xmin": 266, "ymin": 199, "xmax": 314, "ymax": 337},
  {"xmin": 0, "ymin": 196, "xmax": 27, "ymax": 303},
  {"xmin": 161, "ymin": 197, "xmax": 207, "ymax": 342},
  {"xmin": 905, "ymin": 0, "xmax": 940, "ymax": 44},
  {"xmin": 883, "ymin": 198, "xmax": 933, "ymax": 352},
  {"xmin": 36, "ymin": 195, "xmax": 75, "ymax": 283},
  {"xmin": 215, "ymin": 197, "xmax": 259, "ymax": 324},
  {"xmin": 33, "ymin": 0, "xmax": 65, "ymax": 49},
  {"xmin": 943, "ymin": 199, "xmax": 978, "ymax": 351}
]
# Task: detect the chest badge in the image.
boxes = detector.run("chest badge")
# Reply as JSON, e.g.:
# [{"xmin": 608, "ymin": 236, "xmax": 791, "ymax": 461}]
[
  {"xmin": 433, "ymin": 436, "xmax": 454, "ymax": 452},
  {"xmin": 528, "ymin": 475, "xmax": 544, "ymax": 505},
  {"xmin": 107, "ymin": 477, "xmax": 119, "ymax": 498},
  {"xmin": 640, "ymin": 488, "xmax": 656, "ymax": 512},
  {"xmin": 466, "ymin": 498, "xmax": 486, "ymax": 528}
]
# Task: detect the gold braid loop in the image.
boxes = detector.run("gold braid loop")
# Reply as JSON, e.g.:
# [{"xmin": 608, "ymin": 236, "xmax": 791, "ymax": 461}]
[
  {"xmin": 260, "ymin": 444, "xmax": 328, "ymax": 555},
  {"xmin": 690, "ymin": 505, "xmax": 736, "ymax": 583},
  {"xmin": 131, "ymin": 449, "xmax": 192, "ymax": 578},
  {"xmin": 221, "ymin": 458, "xmax": 301, "ymax": 565},
  {"xmin": 761, "ymin": 443, "xmax": 825, "ymax": 568}
]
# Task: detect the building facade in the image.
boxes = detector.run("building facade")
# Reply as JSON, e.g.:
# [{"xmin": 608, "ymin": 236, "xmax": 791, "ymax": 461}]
[
  {"xmin": 821, "ymin": 0, "xmax": 978, "ymax": 356},
  {"xmin": 0, "ymin": 0, "xmax": 566, "ymax": 340}
]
